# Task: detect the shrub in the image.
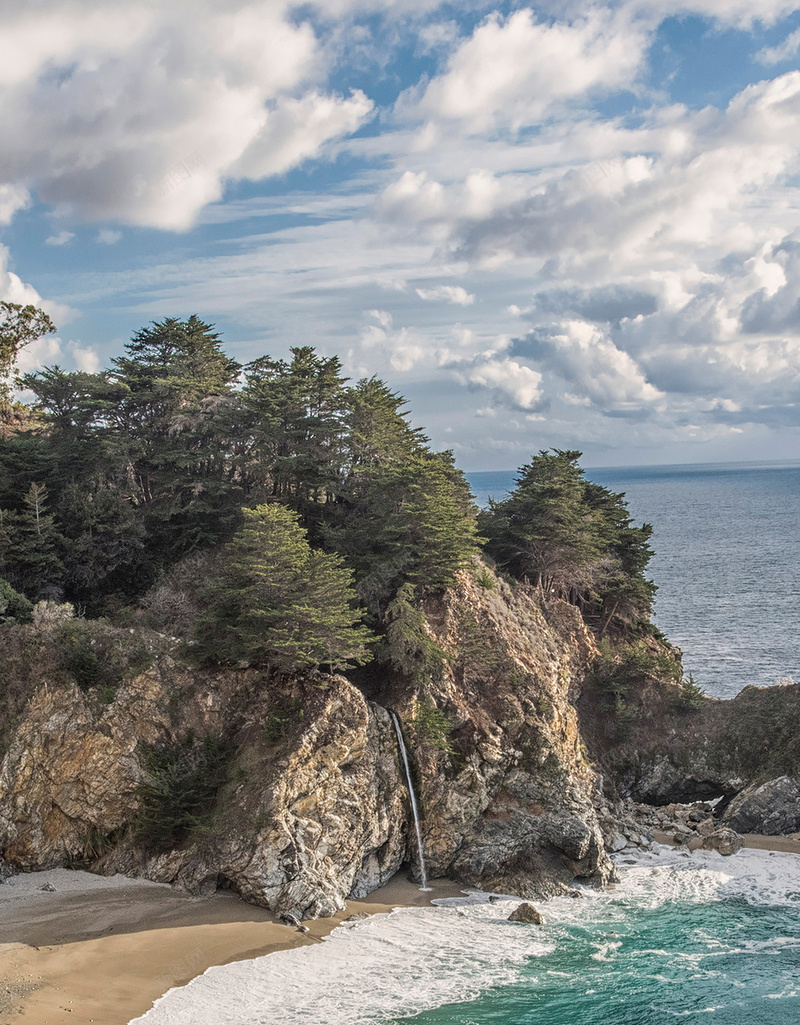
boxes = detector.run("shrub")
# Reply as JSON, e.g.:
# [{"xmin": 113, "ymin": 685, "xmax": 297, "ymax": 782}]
[
  {"xmin": 133, "ymin": 734, "xmax": 229, "ymax": 850},
  {"xmin": 413, "ymin": 700, "xmax": 454, "ymax": 754},
  {"xmin": 32, "ymin": 600, "xmax": 74, "ymax": 628},
  {"xmin": 262, "ymin": 697, "xmax": 304, "ymax": 745},
  {"xmin": 0, "ymin": 577, "xmax": 33, "ymax": 624}
]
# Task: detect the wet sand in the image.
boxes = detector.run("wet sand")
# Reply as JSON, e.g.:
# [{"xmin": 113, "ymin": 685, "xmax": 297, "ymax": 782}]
[
  {"xmin": 0, "ymin": 872, "xmax": 464, "ymax": 1025},
  {"xmin": 4, "ymin": 836, "xmax": 798, "ymax": 1025},
  {"xmin": 651, "ymin": 829, "xmax": 800, "ymax": 854}
]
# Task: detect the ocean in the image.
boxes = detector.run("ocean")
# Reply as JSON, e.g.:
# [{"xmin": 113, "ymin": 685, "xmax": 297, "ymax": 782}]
[
  {"xmin": 127, "ymin": 460, "xmax": 800, "ymax": 1025},
  {"xmin": 467, "ymin": 461, "xmax": 800, "ymax": 700},
  {"xmin": 130, "ymin": 847, "xmax": 800, "ymax": 1025}
]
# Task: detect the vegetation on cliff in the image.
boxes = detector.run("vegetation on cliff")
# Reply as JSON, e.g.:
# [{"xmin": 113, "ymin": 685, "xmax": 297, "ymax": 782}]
[{"xmin": 0, "ymin": 313, "xmax": 663, "ymax": 685}]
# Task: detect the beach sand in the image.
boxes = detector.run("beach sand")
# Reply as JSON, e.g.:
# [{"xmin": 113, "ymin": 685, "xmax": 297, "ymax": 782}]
[
  {"xmin": 3, "ymin": 834, "xmax": 798, "ymax": 1025},
  {"xmin": 0, "ymin": 871, "xmax": 465, "ymax": 1025}
]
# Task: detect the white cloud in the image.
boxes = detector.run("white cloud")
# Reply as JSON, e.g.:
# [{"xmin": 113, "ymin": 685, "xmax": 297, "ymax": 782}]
[
  {"xmin": 514, "ymin": 320, "xmax": 664, "ymax": 412},
  {"xmin": 415, "ymin": 284, "xmax": 475, "ymax": 305},
  {"xmin": 0, "ymin": 244, "xmax": 73, "ymax": 325},
  {"xmin": 466, "ymin": 356, "xmax": 544, "ymax": 410},
  {"xmin": 96, "ymin": 229, "xmax": 122, "ymax": 245},
  {"xmin": 757, "ymin": 26, "xmax": 800, "ymax": 63},
  {"xmin": 0, "ymin": 2, "xmax": 373, "ymax": 230},
  {"xmin": 45, "ymin": 230, "xmax": 75, "ymax": 246},
  {"xmin": 0, "ymin": 184, "xmax": 30, "ymax": 225},
  {"xmin": 407, "ymin": 8, "xmax": 648, "ymax": 132}
]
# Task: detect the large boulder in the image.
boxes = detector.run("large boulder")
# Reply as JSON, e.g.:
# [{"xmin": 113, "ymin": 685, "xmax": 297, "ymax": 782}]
[
  {"xmin": 701, "ymin": 827, "xmax": 744, "ymax": 856},
  {"xmin": 721, "ymin": 776, "xmax": 800, "ymax": 836}
]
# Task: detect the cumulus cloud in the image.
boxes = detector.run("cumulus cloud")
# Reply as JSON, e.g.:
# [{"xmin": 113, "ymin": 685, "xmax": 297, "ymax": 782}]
[
  {"xmin": 512, "ymin": 321, "xmax": 664, "ymax": 415},
  {"xmin": 464, "ymin": 356, "xmax": 544, "ymax": 410},
  {"xmin": 415, "ymin": 284, "xmax": 474, "ymax": 305},
  {"xmin": 96, "ymin": 229, "xmax": 122, "ymax": 245},
  {"xmin": 0, "ymin": 1, "xmax": 373, "ymax": 230},
  {"xmin": 406, "ymin": 7, "xmax": 649, "ymax": 132}
]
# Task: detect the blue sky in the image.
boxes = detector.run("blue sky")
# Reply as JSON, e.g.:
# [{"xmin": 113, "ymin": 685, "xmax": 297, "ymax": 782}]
[{"xmin": 3, "ymin": 1, "xmax": 800, "ymax": 469}]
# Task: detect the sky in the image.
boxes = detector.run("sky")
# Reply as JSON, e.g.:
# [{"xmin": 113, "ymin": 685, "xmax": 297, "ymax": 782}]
[{"xmin": 3, "ymin": 1, "xmax": 800, "ymax": 470}]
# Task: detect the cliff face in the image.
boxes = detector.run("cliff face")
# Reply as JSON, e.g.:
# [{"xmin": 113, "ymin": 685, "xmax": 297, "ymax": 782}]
[
  {"xmin": 0, "ymin": 567, "xmax": 615, "ymax": 917},
  {"xmin": 391, "ymin": 573, "xmax": 613, "ymax": 897}
]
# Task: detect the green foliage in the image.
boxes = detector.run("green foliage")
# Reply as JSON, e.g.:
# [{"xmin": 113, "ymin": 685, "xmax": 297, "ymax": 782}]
[
  {"xmin": 195, "ymin": 504, "xmax": 373, "ymax": 672},
  {"xmin": 262, "ymin": 697, "xmax": 305, "ymax": 745},
  {"xmin": 0, "ymin": 575, "xmax": 32, "ymax": 624},
  {"xmin": 0, "ymin": 302, "xmax": 56, "ymax": 408},
  {"xmin": 133, "ymin": 734, "xmax": 229, "ymax": 850},
  {"xmin": 480, "ymin": 450, "xmax": 656, "ymax": 633},
  {"xmin": 381, "ymin": 583, "xmax": 448, "ymax": 683},
  {"xmin": 474, "ymin": 565, "xmax": 496, "ymax": 590},
  {"xmin": 413, "ymin": 700, "xmax": 455, "ymax": 753},
  {"xmin": 591, "ymin": 637, "xmax": 682, "ymax": 698},
  {"xmin": 675, "ymin": 673, "xmax": 706, "ymax": 711},
  {"xmin": 56, "ymin": 618, "xmax": 154, "ymax": 693}
]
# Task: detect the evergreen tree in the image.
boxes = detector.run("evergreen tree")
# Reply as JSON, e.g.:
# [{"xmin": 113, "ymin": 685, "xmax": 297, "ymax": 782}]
[
  {"xmin": 480, "ymin": 450, "xmax": 656, "ymax": 632},
  {"xmin": 108, "ymin": 317, "xmax": 244, "ymax": 565},
  {"xmin": 0, "ymin": 482, "xmax": 65, "ymax": 598},
  {"xmin": 195, "ymin": 504, "xmax": 373, "ymax": 672},
  {"xmin": 240, "ymin": 347, "xmax": 348, "ymax": 521}
]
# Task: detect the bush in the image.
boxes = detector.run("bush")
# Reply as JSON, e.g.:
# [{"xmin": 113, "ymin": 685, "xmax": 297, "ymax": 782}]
[
  {"xmin": 591, "ymin": 638, "xmax": 681, "ymax": 697},
  {"xmin": 133, "ymin": 734, "xmax": 229, "ymax": 850},
  {"xmin": 0, "ymin": 576, "xmax": 33, "ymax": 624},
  {"xmin": 56, "ymin": 619, "xmax": 155, "ymax": 694},
  {"xmin": 413, "ymin": 700, "xmax": 454, "ymax": 754},
  {"xmin": 262, "ymin": 697, "xmax": 304, "ymax": 745},
  {"xmin": 32, "ymin": 600, "xmax": 74, "ymax": 628}
]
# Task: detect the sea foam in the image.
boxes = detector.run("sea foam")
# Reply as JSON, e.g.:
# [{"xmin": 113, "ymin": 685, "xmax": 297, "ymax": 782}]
[{"xmin": 128, "ymin": 845, "xmax": 800, "ymax": 1025}]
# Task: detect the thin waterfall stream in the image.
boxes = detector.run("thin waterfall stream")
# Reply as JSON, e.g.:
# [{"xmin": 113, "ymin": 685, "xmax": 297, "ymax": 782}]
[{"xmin": 389, "ymin": 710, "xmax": 431, "ymax": 891}]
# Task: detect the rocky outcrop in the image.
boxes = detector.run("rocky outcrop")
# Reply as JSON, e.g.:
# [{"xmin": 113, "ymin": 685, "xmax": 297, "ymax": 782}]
[
  {"xmin": 388, "ymin": 572, "xmax": 614, "ymax": 898},
  {"xmin": 0, "ymin": 664, "xmax": 408, "ymax": 919},
  {"xmin": 0, "ymin": 566, "xmax": 617, "ymax": 917},
  {"xmin": 508, "ymin": 902, "xmax": 544, "ymax": 924},
  {"xmin": 721, "ymin": 777, "xmax": 800, "ymax": 836}
]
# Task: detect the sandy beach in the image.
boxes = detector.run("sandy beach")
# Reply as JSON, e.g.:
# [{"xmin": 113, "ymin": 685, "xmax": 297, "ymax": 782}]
[
  {"xmin": 3, "ymin": 835, "xmax": 798, "ymax": 1025},
  {"xmin": 0, "ymin": 870, "xmax": 464, "ymax": 1025}
]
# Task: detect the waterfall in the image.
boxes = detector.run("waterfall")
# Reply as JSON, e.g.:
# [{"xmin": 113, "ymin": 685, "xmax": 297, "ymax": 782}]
[{"xmin": 389, "ymin": 710, "xmax": 431, "ymax": 891}]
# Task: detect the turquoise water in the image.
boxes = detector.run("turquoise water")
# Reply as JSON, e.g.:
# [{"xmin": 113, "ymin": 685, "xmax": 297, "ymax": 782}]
[
  {"xmin": 130, "ymin": 848, "xmax": 800, "ymax": 1025},
  {"xmin": 394, "ymin": 899, "xmax": 800, "ymax": 1025},
  {"xmin": 466, "ymin": 461, "xmax": 800, "ymax": 698}
]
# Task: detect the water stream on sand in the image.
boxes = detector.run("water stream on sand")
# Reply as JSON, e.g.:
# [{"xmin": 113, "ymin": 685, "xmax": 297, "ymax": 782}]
[{"xmin": 390, "ymin": 710, "xmax": 430, "ymax": 892}]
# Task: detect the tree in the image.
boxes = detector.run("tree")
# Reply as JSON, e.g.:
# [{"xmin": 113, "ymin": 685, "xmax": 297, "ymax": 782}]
[
  {"xmin": 0, "ymin": 575, "xmax": 33, "ymax": 624},
  {"xmin": 0, "ymin": 302, "xmax": 56, "ymax": 434},
  {"xmin": 109, "ymin": 317, "xmax": 244, "ymax": 564},
  {"xmin": 0, "ymin": 302, "xmax": 56, "ymax": 394},
  {"xmin": 480, "ymin": 450, "xmax": 656, "ymax": 632},
  {"xmin": 195, "ymin": 504, "xmax": 373, "ymax": 672},
  {"xmin": 0, "ymin": 482, "xmax": 65, "ymax": 598}
]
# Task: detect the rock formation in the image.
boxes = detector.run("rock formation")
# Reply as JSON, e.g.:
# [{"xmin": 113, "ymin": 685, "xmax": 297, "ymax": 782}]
[{"xmin": 0, "ymin": 565, "xmax": 615, "ymax": 917}]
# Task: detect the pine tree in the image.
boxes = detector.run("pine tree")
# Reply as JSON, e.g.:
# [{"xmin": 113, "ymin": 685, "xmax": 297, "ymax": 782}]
[{"xmin": 195, "ymin": 504, "xmax": 373, "ymax": 672}]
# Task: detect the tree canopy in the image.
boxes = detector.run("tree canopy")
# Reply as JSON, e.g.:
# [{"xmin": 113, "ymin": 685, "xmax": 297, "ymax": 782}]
[
  {"xmin": 479, "ymin": 449, "xmax": 656, "ymax": 633},
  {"xmin": 194, "ymin": 504, "xmax": 373, "ymax": 672}
]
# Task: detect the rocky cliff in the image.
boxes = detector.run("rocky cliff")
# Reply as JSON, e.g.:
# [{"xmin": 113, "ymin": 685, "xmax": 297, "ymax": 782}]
[{"xmin": 0, "ymin": 564, "xmax": 616, "ymax": 918}]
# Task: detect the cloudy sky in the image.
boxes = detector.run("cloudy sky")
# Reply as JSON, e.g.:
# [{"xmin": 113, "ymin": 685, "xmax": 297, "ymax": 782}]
[{"xmin": 3, "ymin": 0, "xmax": 800, "ymax": 469}]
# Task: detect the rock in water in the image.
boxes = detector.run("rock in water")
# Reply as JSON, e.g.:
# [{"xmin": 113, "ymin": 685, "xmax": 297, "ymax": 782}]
[
  {"xmin": 508, "ymin": 902, "xmax": 544, "ymax": 924},
  {"xmin": 701, "ymin": 828, "xmax": 744, "ymax": 856}
]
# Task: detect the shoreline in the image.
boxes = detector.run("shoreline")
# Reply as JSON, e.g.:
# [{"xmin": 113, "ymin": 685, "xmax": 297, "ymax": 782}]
[
  {"xmin": 0, "ymin": 872, "xmax": 464, "ymax": 1025},
  {"xmin": 3, "ymin": 837, "xmax": 799, "ymax": 1025}
]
